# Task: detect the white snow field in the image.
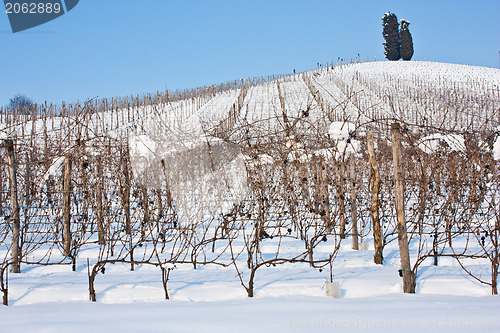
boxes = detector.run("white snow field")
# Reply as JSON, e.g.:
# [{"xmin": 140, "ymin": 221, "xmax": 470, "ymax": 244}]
[
  {"xmin": 1, "ymin": 240, "xmax": 499, "ymax": 332},
  {"xmin": 1, "ymin": 61, "xmax": 500, "ymax": 332}
]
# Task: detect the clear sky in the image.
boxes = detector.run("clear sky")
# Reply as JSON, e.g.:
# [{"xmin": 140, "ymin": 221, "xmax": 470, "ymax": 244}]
[{"xmin": 1, "ymin": 0, "xmax": 499, "ymax": 107}]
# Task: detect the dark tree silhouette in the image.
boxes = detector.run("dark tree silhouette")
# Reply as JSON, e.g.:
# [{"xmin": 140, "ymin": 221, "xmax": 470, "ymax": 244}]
[
  {"xmin": 9, "ymin": 94, "xmax": 35, "ymax": 114},
  {"xmin": 382, "ymin": 12, "xmax": 401, "ymax": 61},
  {"xmin": 400, "ymin": 20, "xmax": 414, "ymax": 61}
]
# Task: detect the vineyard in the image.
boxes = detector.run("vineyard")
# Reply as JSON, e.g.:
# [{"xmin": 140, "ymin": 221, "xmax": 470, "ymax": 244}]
[{"xmin": 1, "ymin": 60, "xmax": 500, "ymax": 310}]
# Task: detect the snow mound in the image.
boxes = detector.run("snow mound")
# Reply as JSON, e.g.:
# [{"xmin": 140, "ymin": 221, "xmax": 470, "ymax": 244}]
[
  {"xmin": 492, "ymin": 129, "xmax": 500, "ymax": 160},
  {"xmin": 418, "ymin": 133, "xmax": 465, "ymax": 154},
  {"xmin": 45, "ymin": 156, "xmax": 66, "ymax": 179},
  {"xmin": 314, "ymin": 140, "xmax": 360, "ymax": 161},
  {"xmin": 128, "ymin": 133, "xmax": 248, "ymax": 226},
  {"xmin": 129, "ymin": 135, "xmax": 157, "ymax": 159},
  {"xmin": 319, "ymin": 121, "xmax": 360, "ymax": 159},
  {"xmin": 328, "ymin": 121, "xmax": 356, "ymax": 141},
  {"xmin": 162, "ymin": 138, "xmax": 248, "ymax": 225}
]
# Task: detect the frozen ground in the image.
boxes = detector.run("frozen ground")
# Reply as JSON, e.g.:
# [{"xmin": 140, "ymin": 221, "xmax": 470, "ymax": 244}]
[
  {"xmin": 1, "ymin": 240, "xmax": 499, "ymax": 332},
  {"xmin": 1, "ymin": 61, "xmax": 500, "ymax": 332},
  {"xmin": 2, "ymin": 295, "xmax": 499, "ymax": 332}
]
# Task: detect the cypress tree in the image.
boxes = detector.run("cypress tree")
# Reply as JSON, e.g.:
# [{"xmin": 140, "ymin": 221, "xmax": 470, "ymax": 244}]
[
  {"xmin": 382, "ymin": 12, "xmax": 400, "ymax": 61},
  {"xmin": 400, "ymin": 20, "xmax": 414, "ymax": 61}
]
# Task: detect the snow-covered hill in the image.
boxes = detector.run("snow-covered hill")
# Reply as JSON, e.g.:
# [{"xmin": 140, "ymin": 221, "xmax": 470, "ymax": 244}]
[
  {"xmin": 1, "ymin": 61, "xmax": 500, "ymax": 332},
  {"xmin": 2, "ymin": 61, "xmax": 498, "ymax": 143}
]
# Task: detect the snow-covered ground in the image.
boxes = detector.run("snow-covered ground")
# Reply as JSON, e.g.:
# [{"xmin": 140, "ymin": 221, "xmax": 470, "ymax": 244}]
[
  {"xmin": 1, "ymin": 61, "xmax": 500, "ymax": 332},
  {"xmin": 1, "ymin": 239, "xmax": 499, "ymax": 332},
  {"xmin": 3, "ymin": 296, "xmax": 499, "ymax": 332}
]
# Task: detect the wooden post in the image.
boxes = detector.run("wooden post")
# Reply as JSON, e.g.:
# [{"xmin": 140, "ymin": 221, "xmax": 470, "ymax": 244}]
[
  {"xmin": 6, "ymin": 140, "xmax": 20, "ymax": 273},
  {"xmin": 96, "ymin": 155, "xmax": 105, "ymax": 245},
  {"xmin": 122, "ymin": 152, "xmax": 132, "ymax": 235},
  {"xmin": 2, "ymin": 267, "xmax": 8, "ymax": 305},
  {"xmin": 118, "ymin": 146, "xmax": 134, "ymax": 271},
  {"xmin": 87, "ymin": 258, "xmax": 97, "ymax": 302},
  {"xmin": 141, "ymin": 187, "xmax": 149, "ymax": 241},
  {"xmin": 445, "ymin": 218, "xmax": 452, "ymax": 247},
  {"xmin": 156, "ymin": 190, "xmax": 163, "ymax": 232},
  {"xmin": 335, "ymin": 162, "xmax": 346, "ymax": 239},
  {"xmin": 391, "ymin": 123, "xmax": 414, "ymax": 293},
  {"xmin": 129, "ymin": 241, "xmax": 135, "ymax": 272},
  {"xmin": 160, "ymin": 159, "xmax": 175, "ymax": 211},
  {"xmin": 350, "ymin": 154, "xmax": 358, "ymax": 250},
  {"xmin": 62, "ymin": 155, "xmax": 72, "ymax": 257},
  {"xmin": 24, "ymin": 151, "xmax": 31, "ymax": 207},
  {"xmin": 433, "ymin": 229, "xmax": 438, "ymax": 266},
  {"xmin": 367, "ymin": 132, "xmax": 383, "ymax": 264},
  {"xmin": 318, "ymin": 159, "xmax": 331, "ymax": 232},
  {"xmin": 492, "ymin": 212, "xmax": 499, "ymax": 295}
]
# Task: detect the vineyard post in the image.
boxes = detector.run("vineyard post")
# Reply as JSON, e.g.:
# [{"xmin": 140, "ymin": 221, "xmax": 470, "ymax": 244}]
[
  {"xmin": 141, "ymin": 188, "xmax": 150, "ymax": 242},
  {"xmin": 391, "ymin": 123, "xmax": 414, "ymax": 293},
  {"xmin": 6, "ymin": 139, "xmax": 20, "ymax": 273},
  {"xmin": 62, "ymin": 155, "xmax": 72, "ymax": 257},
  {"xmin": 121, "ymin": 148, "xmax": 132, "ymax": 235},
  {"xmin": 1, "ymin": 266, "xmax": 8, "ymax": 305},
  {"xmin": 350, "ymin": 154, "xmax": 358, "ymax": 250},
  {"xmin": 96, "ymin": 155, "xmax": 105, "ymax": 245},
  {"xmin": 367, "ymin": 132, "xmax": 383, "ymax": 264},
  {"xmin": 336, "ymin": 162, "xmax": 346, "ymax": 239},
  {"xmin": 319, "ymin": 158, "xmax": 332, "ymax": 232}
]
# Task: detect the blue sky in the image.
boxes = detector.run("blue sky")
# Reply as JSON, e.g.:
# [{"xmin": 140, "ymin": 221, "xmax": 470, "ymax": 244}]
[{"xmin": 1, "ymin": 0, "xmax": 499, "ymax": 107}]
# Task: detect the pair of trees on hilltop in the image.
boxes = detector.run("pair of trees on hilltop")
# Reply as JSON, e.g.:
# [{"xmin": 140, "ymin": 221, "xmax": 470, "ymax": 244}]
[{"xmin": 382, "ymin": 12, "xmax": 414, "ymax": 61}]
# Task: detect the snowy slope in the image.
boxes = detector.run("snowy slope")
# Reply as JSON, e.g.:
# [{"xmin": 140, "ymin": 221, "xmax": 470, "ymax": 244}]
[
  {"xmin": 3, "ymin": 61, "xmax": 498, "ymax": 141},
  {"xmin": 1, "ymin": 61, "xmax": 500, "ymax": 332}
]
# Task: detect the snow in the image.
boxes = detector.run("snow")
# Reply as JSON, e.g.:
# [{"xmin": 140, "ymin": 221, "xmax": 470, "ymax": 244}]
[
  {"xmin": 128, "ymin": 132, "xmax": 248, "ymax": 224},
  {"xmin": 328, "ymin": 121, "xmax": 356, "ymax": 140},
  {"xmin": 129, "ymin": 134, "xmax": 157, "ymax": 160},
  {"xmin": 321, "ymin": 121, "xmax": 361, "ymax": 159},
  {"xmin": 36, "ymin": 155, "xmax": 67, "ymax": 191},
  {"xmin": 314, "ymin": 141, "xmax": 360, "ymax": 161},
  {"xmin": 2, "ymin": 61, "xmax": 500, "ymax": 332},
  {"xmin": 1, "ymin": 239, "xmax": 499, "ymax": 332},
  {"xmin": 129, "ymin": 134, "xmax": 159, "ymax": 188},
  {"xmin": 418, "ymin": 133, "xmax": 466, "ymax": 154},
  {"xmin": 1, "ymin": 295, "xmax": 498, "ymax": 332},
  {"xmin": 493, "ymin": 130, "xmax": 500, "ymax": 160},
  {"xmin": 44, "ymin": 156, "xmax": 66, "ymax": 179},
  {"xmin": 166, "ymin": 148, "xmax": 248, "ymax": 224},
  {"xmin": 315, "ymin": 61, "xmax": 500, "ymax": 130}
]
